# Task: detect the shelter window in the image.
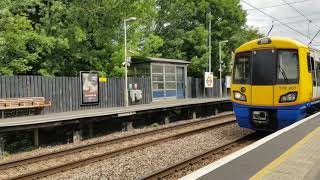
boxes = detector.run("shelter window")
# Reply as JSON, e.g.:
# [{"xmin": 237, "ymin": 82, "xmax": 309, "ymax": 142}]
[
  {"xmin": 152, "ymin": 64, "xmax": 164, "ymax": 74},
  {"xmin": 152, "ymin": 64, "xmax": 165, "ymax": 98},
  {"xmin": 152, "ymin": 64, "xmax": 178, "ymax": 98},
  {"xmin": 164, "ymin": 65, "xmax": 177, "ymax": 97},
  {"xmin": 277, "ymin": 50, "xmax": 299, "ymax": 84}
]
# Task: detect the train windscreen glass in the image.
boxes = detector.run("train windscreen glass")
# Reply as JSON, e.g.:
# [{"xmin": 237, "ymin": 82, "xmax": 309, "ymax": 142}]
[
  {"xmin": 233, "ymin": 52, "xmax": 251, "ymax": 84},
  {"xmin": 252, "ymin": 49, "xmax": 277, "ymax": 85},
  {"xmin": 277, "ymin": 50, "xmax": 299, "ymax": 84}
]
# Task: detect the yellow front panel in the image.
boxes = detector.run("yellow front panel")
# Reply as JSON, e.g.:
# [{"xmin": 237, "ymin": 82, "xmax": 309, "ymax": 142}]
[
  {"xmin": 251, "ymin": 86, "xmax": 274, "ymax": 106},
  {"xmin": 231, "ymin": 84, "xmax": 251, "ymax": 105},
  {"xmin": 274, "ymin": 85, "xmax": 300, "ymax": 106},
  {"xmin": 232, "ymin": 38, "xmax": 315, "ymax": 108}
]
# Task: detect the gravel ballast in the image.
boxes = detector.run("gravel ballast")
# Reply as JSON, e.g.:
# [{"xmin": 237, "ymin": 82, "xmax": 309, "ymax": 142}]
[
  {"xmin": 44, "ymin": 123, "xmax": 252, "ymax": 180},
  {"xmin": 0, "ymin": 115, "xmax": 225, "ymax": 164},
  {"xmin": 0, "ymin": 114, "xmax": 233, "ymax": 179}
]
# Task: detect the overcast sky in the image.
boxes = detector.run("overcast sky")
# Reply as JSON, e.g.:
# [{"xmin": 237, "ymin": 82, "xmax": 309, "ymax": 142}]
[{"xmin": 240, "ymin": 0, "xmax": 320, "ymax": 47}]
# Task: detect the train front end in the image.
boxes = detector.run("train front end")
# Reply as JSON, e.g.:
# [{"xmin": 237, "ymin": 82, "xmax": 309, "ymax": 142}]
[{"xmin": 231, "ymin": 37, "xmax": 312, "ymax": 131}]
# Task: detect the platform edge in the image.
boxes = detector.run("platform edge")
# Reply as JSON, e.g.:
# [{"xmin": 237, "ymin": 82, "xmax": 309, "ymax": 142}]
[{"xmin": 180, "ymin": 111, "xmax": 320, "ymax": 180}]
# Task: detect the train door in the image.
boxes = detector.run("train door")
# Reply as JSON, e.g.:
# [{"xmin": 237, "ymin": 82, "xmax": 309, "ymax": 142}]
[{"xmin": 251, "ymin": 49, "xmax": 276, "ymax": 106}]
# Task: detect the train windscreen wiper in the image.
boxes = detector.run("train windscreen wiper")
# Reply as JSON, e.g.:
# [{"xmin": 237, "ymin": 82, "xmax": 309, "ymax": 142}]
[{"xmin": 279, "ymin": 65, "xmax": 289, "ymax": 83}]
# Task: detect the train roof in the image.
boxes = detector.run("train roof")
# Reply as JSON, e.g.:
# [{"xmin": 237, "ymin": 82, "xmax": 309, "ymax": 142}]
[{"xmin": 235, "ymin": 37, "xmax": 309, "ymax": 53}]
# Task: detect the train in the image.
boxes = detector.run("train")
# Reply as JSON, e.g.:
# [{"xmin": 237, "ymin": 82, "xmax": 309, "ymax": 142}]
[{"xmin": 231, "ymin": 37, "xmax": 320, "ymax": 131}]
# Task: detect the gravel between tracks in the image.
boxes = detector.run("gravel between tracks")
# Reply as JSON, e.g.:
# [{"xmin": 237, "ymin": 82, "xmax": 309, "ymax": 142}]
[
  {"xmin": 44, "ymin": 123, "xmax": 253, "ymax": 180},
  {"xmin": 0, "ymin": 115, "xmax": 225, "ymax": 164},
  {"xmin": 0, "ymin": 116, "xmax": 234, "ymax": 178}
]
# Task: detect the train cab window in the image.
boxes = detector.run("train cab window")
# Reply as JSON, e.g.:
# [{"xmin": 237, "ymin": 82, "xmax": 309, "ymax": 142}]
[
  {"xmin": 277, "ymin": 50, "xmax": 299, "ymax": 84},
  {"xmin": 233, "ymin": 52, "xmax": 251, "ymax": 84}
]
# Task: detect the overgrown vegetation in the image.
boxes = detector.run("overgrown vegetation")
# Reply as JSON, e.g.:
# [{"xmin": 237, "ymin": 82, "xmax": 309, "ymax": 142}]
[
  {"xmin": 0, "ymin": 0, "xmax": 262, "ymax": 77},
  {"xmin": 149, "ymin": 122, "xmax": 160, "ymax": 128},
  {"xmin": 4, "ymin": 131, "xmax": 35, "ymax": 153}
]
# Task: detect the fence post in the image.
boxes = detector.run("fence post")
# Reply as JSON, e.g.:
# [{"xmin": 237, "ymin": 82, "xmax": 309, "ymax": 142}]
[
  {"xmin": 0, "ymin": 133, "xmax": 5, "ymax": 155},
  {"xmin": 34, "ymin": 128, "xmax": 39, "ymax": 147}
]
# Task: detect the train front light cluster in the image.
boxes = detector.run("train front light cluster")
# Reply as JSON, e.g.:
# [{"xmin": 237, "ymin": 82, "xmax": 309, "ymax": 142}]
[
  {"xmin": 233, "ymin": 91, "xmax": 246, "ymax": 101},
  {"xmin": 279, "ymin": 92, "xmax": 298, "ymax": 103}
]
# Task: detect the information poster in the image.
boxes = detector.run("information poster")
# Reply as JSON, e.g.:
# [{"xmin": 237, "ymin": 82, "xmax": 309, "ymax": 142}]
[
  {"xmin": 80, "ymin": 71, "xmax": 99, "ymax": 104},
  {"xmin": 204, "ymin": 72, "xmax": 214, "ymax": 88}
]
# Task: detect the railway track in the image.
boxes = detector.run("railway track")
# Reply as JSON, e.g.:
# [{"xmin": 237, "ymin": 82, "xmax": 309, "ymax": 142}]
[
  {"xmin": 1, "ymin": 112, "xmax": 236, "ymax": 180},
  {"xmin": 140, "ymin": 132, "xmax": 266, "ymax": 180}
]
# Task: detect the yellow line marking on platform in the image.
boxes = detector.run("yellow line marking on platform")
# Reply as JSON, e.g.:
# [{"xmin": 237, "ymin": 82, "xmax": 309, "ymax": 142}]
[{"xmin": 250, "ymin": 127, "xmax": 320, "ymax": 180}]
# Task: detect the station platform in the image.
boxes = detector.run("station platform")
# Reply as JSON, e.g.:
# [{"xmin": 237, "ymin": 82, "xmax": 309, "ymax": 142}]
[
  {"xmin": 0, "ymin": 97, "xmax": 229, "ymax": 132},
  {"xmin": 181, "ymin": 111, "xmax": 320, "ymax": 180}
]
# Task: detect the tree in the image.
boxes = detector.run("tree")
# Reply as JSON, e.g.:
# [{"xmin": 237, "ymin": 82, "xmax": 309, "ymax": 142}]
[
  {"xmin": 155, "ymin": 0, "xmax": 262, "ymax": 77},
  {"xmin": 0, "ymin": 0, "xmax": 261, "ymax": 77},
  {"xmin": 0, "ymin": 0, "xmax": 162, "ymax": 76},
  {"xmin": 0, "ymin": 1, "xmax": 56, "ymax": 75}
]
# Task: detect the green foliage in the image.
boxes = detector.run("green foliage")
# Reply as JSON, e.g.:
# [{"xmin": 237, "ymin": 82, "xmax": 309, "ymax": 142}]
[
  {"xmin": 155, "ymin": 0, "xmax": 263, "ymax": 77},
  {"xmin": 0, "ymin": 0, "xmax": 262, "ymax": 77},
  {"xmin": 4, "ymin": 131, "xmax": 35, "ymax": 153},
  {"xmin": 149, "ymin": 122, "xmax": 160, "ymax": 128}
]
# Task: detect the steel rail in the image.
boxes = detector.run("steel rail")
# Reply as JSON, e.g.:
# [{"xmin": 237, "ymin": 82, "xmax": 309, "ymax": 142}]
[
  {"xmin": 0, "ymin": 112, "xmax": 234, "ymax": 171},
  {"xmin": 4, "ymin": 115, "xmax": 236, "ymax": 180},
  {"xmin": 140, "ymin": 133, "xmax": 262, "ymax": 180}
]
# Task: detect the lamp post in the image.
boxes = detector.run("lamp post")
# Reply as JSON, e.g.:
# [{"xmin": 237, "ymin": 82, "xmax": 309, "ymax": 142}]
[
  {"xmin": 124, "ymin": 17, "xmax": 137, "ymax": 107},
  {"xmin": 219, "ymin": 40, "xmax": 228, "ymax": 98}
]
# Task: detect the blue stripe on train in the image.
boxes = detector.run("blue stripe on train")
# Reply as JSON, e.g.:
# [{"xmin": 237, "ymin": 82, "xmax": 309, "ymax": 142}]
[{"xmin": 232, "ymin": 102, "xmax": 313, "ymax": 130}]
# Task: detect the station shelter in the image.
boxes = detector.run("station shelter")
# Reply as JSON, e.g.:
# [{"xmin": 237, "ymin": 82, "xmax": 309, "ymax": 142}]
[{"xmin": 128, "ymin": 56, "xmax": 190, "ymax": 100}]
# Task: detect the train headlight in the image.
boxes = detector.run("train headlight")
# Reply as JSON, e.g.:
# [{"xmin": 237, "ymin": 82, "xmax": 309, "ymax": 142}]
[
  {"xmin": 279, "ymin": 92, "xmax": 298, "ymax": 103},
  {"xmin": 233, "ymin": 91, "xmax": 246, "ymax": 101}
]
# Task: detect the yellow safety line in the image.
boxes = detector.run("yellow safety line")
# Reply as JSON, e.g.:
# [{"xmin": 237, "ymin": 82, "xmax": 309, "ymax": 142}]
[{"xmin": 250, "ymin": 127, "xmax": 320, "ymax": 180}]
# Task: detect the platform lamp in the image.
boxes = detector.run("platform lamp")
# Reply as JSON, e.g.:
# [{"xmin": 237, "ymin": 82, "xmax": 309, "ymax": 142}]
[
  {"xmin": 124, "ymin": 17, "xmax": 137, "ymax": 107},
  {"xmin": 219, "ymin": 40, "xmax": 228, "ymax": 98}
]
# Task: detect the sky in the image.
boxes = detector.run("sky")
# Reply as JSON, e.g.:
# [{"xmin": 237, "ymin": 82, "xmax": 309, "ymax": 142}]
[{"xmin": 240, "ymin": 0, "xmax": 320, "ymax": 47}]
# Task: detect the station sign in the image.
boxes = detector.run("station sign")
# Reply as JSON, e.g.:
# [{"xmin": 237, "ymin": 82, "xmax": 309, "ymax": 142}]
[
  {"xmin": 80, "ymin": 71, "xmax": 99, "ymax": 105},
  {"xmin": 204, "ymin": 72, "xmax": 214, "ymax": 88},
  {"xmin": 225, "ymin": 76, "xmax": 231, "ymax": 88},
  {"xmin": 99, "ymin": 77, "xmax": 107, "ymax": 83}
]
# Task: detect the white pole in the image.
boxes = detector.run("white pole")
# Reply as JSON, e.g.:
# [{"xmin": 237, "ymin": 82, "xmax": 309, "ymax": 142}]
[
  {"xmin": 218, "ymin": 40, "xmax": 228, "ymax": 98},
  {"xmin": 123, "ymin": 17, "xmax": 137, "ymax": 107},
  {"xmin": 124, "ymin": 20, "xmax": 128, "ymax": 107},
  {"xmin": 208, "ymin": 16, "xmax": 212, "ymax": 72},
  {"xmin": 219, "ymin": 42, "xmax": 222, "ymax": 98}
]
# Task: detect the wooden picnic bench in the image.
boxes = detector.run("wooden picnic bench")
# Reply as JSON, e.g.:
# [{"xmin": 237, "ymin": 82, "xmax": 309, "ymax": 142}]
[{"xmin": 0, "ymin": 97, "xmax": 51, "ymax": 118}]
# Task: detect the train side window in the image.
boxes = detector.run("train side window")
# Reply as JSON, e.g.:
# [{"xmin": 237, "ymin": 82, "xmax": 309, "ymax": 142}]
[
  {"xmin": 317, "ymin": 62, "xmax": 320, "ymax": 86},
  {"xmin": 308, "ymin": 54, "xmax": 315, "ymax": 72}
]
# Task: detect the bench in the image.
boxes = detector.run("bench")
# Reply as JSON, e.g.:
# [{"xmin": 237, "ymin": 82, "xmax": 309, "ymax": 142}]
[{"xmin": 0, "ymin": 97, "xmax": 51, "ymax": 118}]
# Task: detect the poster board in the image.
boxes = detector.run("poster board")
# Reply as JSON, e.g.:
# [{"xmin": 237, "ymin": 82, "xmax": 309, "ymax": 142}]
[
  {"xmin": 204, "ymin": 72, "xmax": 214, "ymax": 88},
  {"xmin": 80, "ymin": 71, "xmax": 99, "ymax": 105}
]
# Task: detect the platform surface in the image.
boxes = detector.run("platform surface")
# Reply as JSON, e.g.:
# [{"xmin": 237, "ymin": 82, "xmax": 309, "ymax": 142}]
[
  {"xmin": 181, "ymin": 111, "xmax": 320, "ymax": 180},
  {"xmin": 0, "ymin": 97, "xmax": 229, "ymax": 128}
]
